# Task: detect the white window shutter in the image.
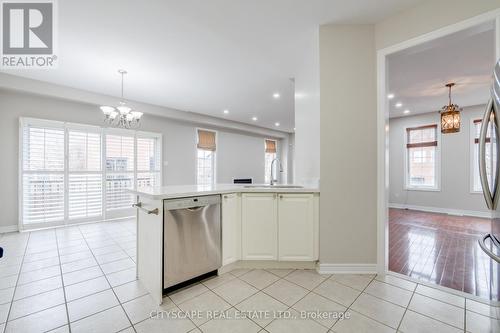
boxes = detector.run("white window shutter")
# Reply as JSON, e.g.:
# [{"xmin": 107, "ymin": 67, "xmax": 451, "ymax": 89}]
[
  {"xmin": 22, "ymin": 126, "xmax": 65, "ymax": 224},
  {"xmin": 68, "ymin": 130, "xmax": 103, "ymax": 220},
  {"xmin": 105, "ymin": 134, "xmax": 135, "ymax": 210}
]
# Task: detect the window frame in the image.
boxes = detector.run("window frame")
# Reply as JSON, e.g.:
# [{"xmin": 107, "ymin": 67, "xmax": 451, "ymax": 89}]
[
  {"xmin": 264, "ymin": 139, "xmax": 278, "ymax": 184},
  {"xmin": 195, "ymin": 128, "xmax": 217, "ymax": 186},
  {"xmin": 404, "ymin": 123, "xmax": 441, "ymax": 192},
  {"xmin": 470, "ymin": 118, "xmax": 494, "ymax": 194},
  {"xmin": 19, "ymin": 117, "xmax": 162, "ymax": 230}
]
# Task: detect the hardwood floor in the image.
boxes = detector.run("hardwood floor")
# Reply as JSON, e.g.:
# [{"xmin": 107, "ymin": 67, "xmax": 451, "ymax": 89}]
[{"xmin": 389, "ymin": 208, "xmax": 500, "ymax": 301}]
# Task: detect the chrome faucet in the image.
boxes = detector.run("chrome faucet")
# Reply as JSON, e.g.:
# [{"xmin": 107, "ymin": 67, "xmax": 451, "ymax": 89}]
[{"xmin": 270, "ymin": 158, "xmax": 283, "ymax": 185}]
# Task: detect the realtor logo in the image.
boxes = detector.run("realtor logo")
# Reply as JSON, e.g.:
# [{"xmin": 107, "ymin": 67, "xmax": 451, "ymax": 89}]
[{"xmin": 1, "ymin": 0, "xmax": 57, "ymax": 68}]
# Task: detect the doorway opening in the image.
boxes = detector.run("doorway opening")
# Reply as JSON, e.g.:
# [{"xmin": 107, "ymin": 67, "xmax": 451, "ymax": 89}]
[{"xmin": 378, "ymin": 13, "xmax": 500, "ymax": 301}]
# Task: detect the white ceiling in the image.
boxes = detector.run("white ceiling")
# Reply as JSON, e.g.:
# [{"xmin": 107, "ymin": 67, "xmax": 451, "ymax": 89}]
[
  {"xmin": 2, "ymin": 0, "xmax": 424, "ymax": 132},
  {"xmin": 387, "ymin": 21, "xmax": 496, "ymax": 119}
]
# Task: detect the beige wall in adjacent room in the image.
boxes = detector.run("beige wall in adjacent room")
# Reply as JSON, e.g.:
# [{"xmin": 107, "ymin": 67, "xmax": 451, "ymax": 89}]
[{"xmin": 319, "ymin": 24, "xmax": 377, "ymax": 265}]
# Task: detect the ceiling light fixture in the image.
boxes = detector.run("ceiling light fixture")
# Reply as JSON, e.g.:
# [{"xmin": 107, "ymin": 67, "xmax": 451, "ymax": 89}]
[
  {"xmin": 273, "ymin": 93, "xmax": 280, "ymax": 99},
  {"xmin": 275, "ymin": 122, "xmax": 280, "ymax": 127},
  {"xmin": 440, "ymin": 82, "xmax": 461, "ymax": 134},
  {"xmin": 100, "ymin": 70, "xmax": 142, "ymax": 129},
  {"xmin": 387, "ymin": 93, "xmax": 395, "ymax": 99},
  {"xmin": 252, "ymin": 116, "xmax": 258, "ymax": 121},
  {"xmin": 404, "ymin": 109, "xmax": 410, "ymax": 114},
  {"xmin": 223, "ymin": 109, "xmax": 229, "ymax": 114},
  {"xmin": 395, "ymin": 102, "xmax": 403, "ymax": 108}
]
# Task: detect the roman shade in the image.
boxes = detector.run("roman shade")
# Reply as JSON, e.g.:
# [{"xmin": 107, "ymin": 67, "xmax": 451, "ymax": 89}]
[
  {"xmin": 406, "ymin": 124, "xmax": 438, "ymax": 148},
  {"xmin": 265, "ymin": 139, "xmax": 277, "ymax": 153},
  {"xmin": 197, "ymin": 130, "xmax": 216, "ymax": 151}
]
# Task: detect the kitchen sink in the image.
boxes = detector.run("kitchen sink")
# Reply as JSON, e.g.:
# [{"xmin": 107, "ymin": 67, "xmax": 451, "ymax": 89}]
[{"xmin": 243, "ymin": 185, "xmax": 304, "ymax": 189}]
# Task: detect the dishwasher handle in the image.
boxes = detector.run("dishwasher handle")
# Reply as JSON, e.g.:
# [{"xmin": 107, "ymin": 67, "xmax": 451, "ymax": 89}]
[{"xmin": 186, "ymin": 206, "xmax": 205, "ymax": 211}]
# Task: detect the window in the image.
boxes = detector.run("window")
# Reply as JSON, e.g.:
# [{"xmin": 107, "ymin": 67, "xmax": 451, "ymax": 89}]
[
  {"xmin": 20, "ymin": 118, "xmax": 162, "ymax": 229},
  {"xmin": 22, "ymin": 122, "xmax": 65, "ymax": 225},
  {"xmin": 264, "ymin": 139, "xmax": 277, "ymax": 184},
  {"xmin": 197, "ymin": 129, "xmax": 216, "ymax": 185},
  {"xmin": 405, "ymin": 124, "xmax": 439, "ymax": 190},
  {"xmin": 472, "ymin": 119, "xmax": 495, "ymax": 192}
]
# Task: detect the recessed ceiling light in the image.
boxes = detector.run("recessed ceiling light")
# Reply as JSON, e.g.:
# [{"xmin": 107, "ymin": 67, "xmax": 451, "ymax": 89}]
[
  {"xmin": 223, "ymin": 109, "xmax": 229, "ymax": 114},
  {"xmin": 387, "ymin": 93, "xmax": 395, "ymax": 99},
  {"xmin": 293, "ymin": 127, "xmax": 296, "ymax": 131},
  {"xmin": 273, "ymin": 93, "xmax": 280, "ymax": 99},
  {"xmin": 275, "ymin": 122, "xmax": 280, "ymax": 127},
  {"xmin": 404, "ymin": 109, "xmax": 410, "ymax": 114},
  {"xmin": 395, "ymin": 102, "xmax": 403, "ymax": 108},
  {"xmin": 252, "ymin": 116, "xmax": 258, "ymax": 121}
]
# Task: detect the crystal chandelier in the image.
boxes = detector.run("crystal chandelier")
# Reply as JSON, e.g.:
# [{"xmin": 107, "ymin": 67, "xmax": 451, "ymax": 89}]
[
  {"xmin": 439, "ymin": 82, "xmax": 461, "ymax": 134},
  {"xmin": 100, "ymin": 69, "xmax": 143, "ymax": 129}
]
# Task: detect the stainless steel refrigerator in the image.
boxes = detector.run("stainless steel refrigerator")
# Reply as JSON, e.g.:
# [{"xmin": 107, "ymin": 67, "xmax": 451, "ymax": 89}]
[{"xmin": 478, "ymin": 60, "xmax": 500, "ymax": 264}]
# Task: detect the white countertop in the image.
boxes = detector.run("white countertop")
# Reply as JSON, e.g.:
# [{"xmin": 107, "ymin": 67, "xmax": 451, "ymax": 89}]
[{"xmin": 128, "ymin": 184, "xmax": 320, "ymax": 200}]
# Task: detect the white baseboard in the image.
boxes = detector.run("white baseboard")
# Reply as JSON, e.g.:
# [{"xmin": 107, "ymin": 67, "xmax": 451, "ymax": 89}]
[
  {"xmin": 389, "ymin": 203, "xmax": 492, "ymax": 219},
  {"xmin": 318, "ymin": 263, "xmax": 377, "ymax": 274},
  {"xmin": 0, "ymin": 225, "xmax": 19, "ymax": 233}
]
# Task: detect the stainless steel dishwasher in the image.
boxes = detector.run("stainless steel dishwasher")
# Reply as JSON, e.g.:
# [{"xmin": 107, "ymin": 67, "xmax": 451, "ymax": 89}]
[{"xmin": 163, "ymin": 195, "xmax": 221, "ymax": 289}]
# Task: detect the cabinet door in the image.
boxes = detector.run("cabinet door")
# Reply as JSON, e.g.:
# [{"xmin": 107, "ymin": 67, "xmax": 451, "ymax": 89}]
[
  {"xmin": 278, "ymin": 194, "xmax": 315, "ymax": 261},
  {"xmin": 241, "ymin": 193, "xmax": 277, "ymax": 260},
  {"xmin": 221, "ymin": 193, "xmax": 241, "ymax": 265}
]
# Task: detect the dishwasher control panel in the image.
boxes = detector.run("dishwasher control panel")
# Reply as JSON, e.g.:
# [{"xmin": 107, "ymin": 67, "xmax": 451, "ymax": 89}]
[{"xmin": 164, "ymin": 195, "xmax": 221, "ymax": 210}]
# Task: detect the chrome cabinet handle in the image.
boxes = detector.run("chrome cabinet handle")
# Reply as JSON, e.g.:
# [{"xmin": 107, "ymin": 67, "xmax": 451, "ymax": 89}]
[
  {"xmin": 478, "ymin": 234, "xmax": 500, "ymax": 263},
  {"xmin": 479, "ymin": 99, "xmax": 495, "ymax": 210},
  {"xmin": 132, "ymin": 202, "xmax": 159, "ymax": 215}
]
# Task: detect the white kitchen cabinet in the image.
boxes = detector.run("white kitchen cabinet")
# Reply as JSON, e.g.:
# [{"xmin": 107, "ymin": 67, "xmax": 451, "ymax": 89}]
[
  {"xmin": 278, "ymin": 193, "xmax": 316, "ymax": 261},
  {"xmin": 221, "ymin": 193, "xmax": 241, "ymax": 265},
  {"xmin": 241, "ymin": 193, "xmax": 278, "ymax": 260}
]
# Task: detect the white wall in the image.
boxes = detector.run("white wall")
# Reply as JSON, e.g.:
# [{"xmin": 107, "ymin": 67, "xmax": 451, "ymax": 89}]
[
  {"xmin": 389, "ymin": 105, "xmax": 489, "ymax": 214},
  {"xmin": 217, "ymin": 130, "xmax": 268, "ymax": 184},
  {"xmin": 0, "ymin": 89, "xmax": 287, "ymax": 230},
  {"xmin": 294, "ymin": 28, "xmax": 320, "ymax": 187}
]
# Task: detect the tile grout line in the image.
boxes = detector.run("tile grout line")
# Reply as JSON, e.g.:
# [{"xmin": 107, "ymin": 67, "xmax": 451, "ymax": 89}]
[
  {"xmin": 199, "ymin": 272, "xmax": 267, "ymax": 330},
  {"xmin": 329, "ymin": 274, "xmax": 399, "ymax": 332},
  {"xmin": 2, "ymin": 232, "xmax": 30, "ymax": 333},
  {"xmin": 54, "ymin": 229, "xmax": 72, "ymax": 333},
  {"xmin": 395, "ymin": 282, "xmax": 417, "ymax": 332},
  {"xmin": 0, "ymin": 240, "xmax": 141, "ymax": 325},
  {"xmin": 463, "ymin": 301, "xmax": 467, "ymax": 333},
  {"xmin": 405, "ymin": 282, "xmax": 468, "ymax": 331},
  {"xmin": 76, "ymin": 224, "xmax": 138, "ymax": 333},
  {"xmin": 282, "ymin": 276, "xmax": 331, "ymax": 330},
  {"xmin": 161, "ymin": 286, "xmax": 201, "ymax": 330}
]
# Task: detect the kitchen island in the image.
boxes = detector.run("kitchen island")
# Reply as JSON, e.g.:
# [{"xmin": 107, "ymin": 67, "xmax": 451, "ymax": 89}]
[{"xmin": 130, "ymin": 184, "xmax": 320, "ymax": 304}]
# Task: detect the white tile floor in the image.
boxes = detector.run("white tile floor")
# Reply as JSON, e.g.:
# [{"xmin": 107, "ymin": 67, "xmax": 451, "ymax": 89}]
[{"xmin": 0, "ymin": 219, "xmax": 499, "ymax": 333}]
